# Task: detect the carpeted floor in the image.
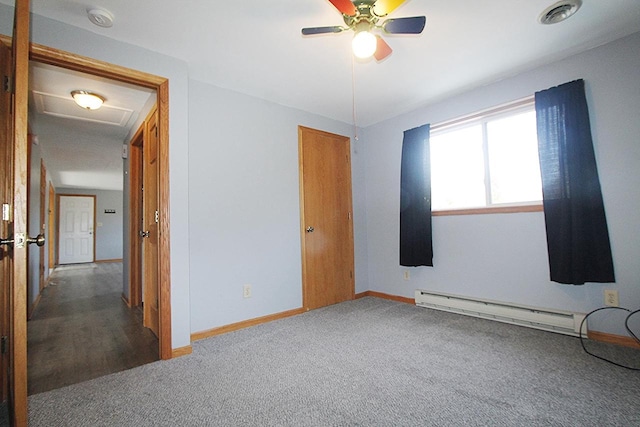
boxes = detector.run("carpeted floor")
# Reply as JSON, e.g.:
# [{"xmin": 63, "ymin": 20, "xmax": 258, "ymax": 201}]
[{"xmin": 21, "ymin": 297, "xmax": 640, "ymax": 426}]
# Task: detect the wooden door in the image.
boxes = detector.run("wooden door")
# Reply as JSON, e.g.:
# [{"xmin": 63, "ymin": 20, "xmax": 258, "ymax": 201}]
[
  {"xmin": 58, "ymin": 195, "xmax": 95, "ymax": 264},
  {"xmin": 39, "ymin": 160, "xmax": 46, "ymax": 290},
  {"xmin": 48, "ymin": 183, "xmax": 55, "ymax": 271},
  {"xmin": 143, "ymin": 109, "xmax": 160, "ymax": 337},
  {"xmin": 0, "ymin": 31, "xmax": 13, "ymax": 418},
  {"xmin": 298, "ymin": 126, "xmax": 355, "ymax": 310},
  {"xmin": 0, "ymin": 1, "xmax": 31, "ymax": 424}
]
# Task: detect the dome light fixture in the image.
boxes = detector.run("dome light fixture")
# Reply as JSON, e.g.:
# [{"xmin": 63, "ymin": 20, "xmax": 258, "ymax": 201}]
[
  {"xmin": 71, "ymin": 90, "xmax": 105, "ymax": 110},
  {"xmin": 539, "ymin": 0, "xmax": 582, "ymax": 25},
  {"xmin": 352, "ymin": 30, "xmax": 377, "ymax": 59}
]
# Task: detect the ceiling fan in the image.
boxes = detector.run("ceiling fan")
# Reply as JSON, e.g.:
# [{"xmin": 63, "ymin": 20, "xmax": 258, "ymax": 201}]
[{"xmin": 302, "ymin": 0, "xmax": 426, "ymax": 61}]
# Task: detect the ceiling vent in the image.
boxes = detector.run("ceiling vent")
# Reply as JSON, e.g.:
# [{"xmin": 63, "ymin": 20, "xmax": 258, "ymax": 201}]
[
  {"xmin": 87, "ymin": 8, "xmax": 114, "ymax": 28},
  {"xmin": 539, "ymin": 0, "xmax": 582, "ymax": 25}
]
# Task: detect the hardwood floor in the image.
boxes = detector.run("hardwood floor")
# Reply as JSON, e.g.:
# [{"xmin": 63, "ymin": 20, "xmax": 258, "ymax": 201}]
[{"xmin": 27, "ymin": 262, "xmax": 158, "ymax": 395}]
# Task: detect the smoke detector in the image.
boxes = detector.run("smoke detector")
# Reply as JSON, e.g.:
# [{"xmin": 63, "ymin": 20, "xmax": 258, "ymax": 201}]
[
  {"xmin": 539, "ymin": 0, "xmax": 582, "ymax": 25},
  {"xmin": 87, "ymin": 8, "xmax": 114, "ymax": 28}
]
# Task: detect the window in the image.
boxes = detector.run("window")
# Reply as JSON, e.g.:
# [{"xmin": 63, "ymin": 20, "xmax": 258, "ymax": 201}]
[{"xmin": 430, "ymin": 99, "xmax": 542, "ymax": 212}]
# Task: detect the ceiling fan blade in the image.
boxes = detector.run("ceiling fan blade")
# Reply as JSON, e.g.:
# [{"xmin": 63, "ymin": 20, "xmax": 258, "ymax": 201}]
[
  {"xmin": 374, "ymin": 36, "xmax": 392, "ymax": 61},
  {"xmin": 301, "ymin": 26, "xmax": 344, "ymax": 35},
  {"xmin": 328, "ymin": 0, "xmax": 357, "ymax": 16},
  {"xmin": 382, "ymin": 16, "xmax": 426, "ymax": 34},
  {"xmin": 373, "ymin": 0, "xmax": 406, "ymax": 16}
]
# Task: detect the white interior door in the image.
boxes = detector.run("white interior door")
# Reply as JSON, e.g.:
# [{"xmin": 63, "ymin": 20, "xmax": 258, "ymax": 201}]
[{"xmin": 58, "ymin": 195, "xmax": 95, "ymax": 264}]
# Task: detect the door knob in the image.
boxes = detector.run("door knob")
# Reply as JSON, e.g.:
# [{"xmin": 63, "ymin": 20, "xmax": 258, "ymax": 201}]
[
  {"xmin": 1, "ymin": 233, "xmax": 45, "ymax": 248},
  {"xmin": 139, "ymin": 230, "xmax": 150, "ymax": 238},
  {"xmin": 27, "ymin": 234, "xmax": 46, "ymax": 247},
  {"xmin": 306, "ymin": 226, "xmax": 315, "ymax": 233}
]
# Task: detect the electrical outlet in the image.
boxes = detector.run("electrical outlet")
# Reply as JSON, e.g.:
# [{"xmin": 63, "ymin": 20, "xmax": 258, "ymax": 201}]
[
  {"xmin": 604, "ymin": 289, "xmax": 618, "ymax": 307},
  {"xmin": 243, "ymin": 284, "xmax": 252, "ymax": 298},
  {"xmin": 403, "ymin": 270, "xmax": 410, "ymax": 281}
]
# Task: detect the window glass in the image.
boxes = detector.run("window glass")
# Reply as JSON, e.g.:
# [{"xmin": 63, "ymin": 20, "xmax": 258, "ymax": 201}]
[
  {"xmin": 487, "ymin": 111, "xmax": 542, "ymax": 204},
  {"xmin": 430, "ymin": 102, "xmax": 542, "ymax": 211},
  {"xmin": 430, "ymin": 125, "xmax": 485, "ymax": 210}
]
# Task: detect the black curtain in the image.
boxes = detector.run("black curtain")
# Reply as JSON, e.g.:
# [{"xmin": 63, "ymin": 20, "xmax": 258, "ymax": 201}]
[
  {"xmin": 400, "ymin": 124, "xmax": 433, "ymax": 267},
  {"xmin": 535, "ymin": 79, "xmax": 615, "ymax": 285}
]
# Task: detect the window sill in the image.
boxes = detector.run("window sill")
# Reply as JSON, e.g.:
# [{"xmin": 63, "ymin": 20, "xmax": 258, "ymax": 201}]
[{"xmin": 432, "ymin": 204, "xmax": 543, "ymax": 216}]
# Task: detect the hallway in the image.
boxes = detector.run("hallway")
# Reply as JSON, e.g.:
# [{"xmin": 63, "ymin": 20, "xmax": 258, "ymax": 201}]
[{"xmin": 27, "ymin": 262, "xmax": 158, "ymax": 395}]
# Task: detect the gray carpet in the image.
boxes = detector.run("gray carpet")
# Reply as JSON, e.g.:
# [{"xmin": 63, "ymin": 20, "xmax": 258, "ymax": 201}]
[{"xmin": 24, "ymin": 297, "xmax": 640, "ymax": 426}]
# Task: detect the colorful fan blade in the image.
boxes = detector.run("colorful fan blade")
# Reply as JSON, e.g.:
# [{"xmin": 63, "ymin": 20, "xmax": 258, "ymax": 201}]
[
  {"xmin": 373, "ymin": 0, "xmax": 406, "ymax": 16},
  {"xmin": 382, "ymin": 16, "xmax": 426, "ymax": 34},
  {"xmin": 374, "ymin": 36, "xmax": 392, "ymax": 61},
  {"xmin": 328, "ymin": 0, "xmax": 357, "ymax": 16},
  {"xmin": 302, "ymin": 26, "xmax": 344, "ymax": 35}
]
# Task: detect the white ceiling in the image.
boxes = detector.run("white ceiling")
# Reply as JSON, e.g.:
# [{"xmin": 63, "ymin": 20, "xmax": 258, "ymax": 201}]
[
  {"xmin": 4, "ymin": 0, "xmax": 640, "ymax": 190},
  {"xmin": 28, "ymin": 62, "xmax": 155, "ymax": 190}
]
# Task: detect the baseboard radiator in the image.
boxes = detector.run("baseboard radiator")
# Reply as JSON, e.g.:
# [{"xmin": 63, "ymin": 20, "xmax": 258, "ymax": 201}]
[{"xmin": 415, "ymin": 290, "xmax": 586, "ymax": 337}]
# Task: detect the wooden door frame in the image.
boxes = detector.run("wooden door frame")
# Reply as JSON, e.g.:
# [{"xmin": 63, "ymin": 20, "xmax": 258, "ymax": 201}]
[
  {"xmin": 298, "ymin": 126, "xmax": 355, "ymax": 310},
  {"xmin": 0, "ymin": 34, "xmax": 173, "ymax": 360},
  {"xmin": 39, "ymin": 159, "xmax": 46, "ymax": 290},
  {"xmin": 128, "ymin": 124, "xmax": 143, "ymax": 308},
  {"xmin": 56, "ymin": 194, "xmax": 97, "ymax": 265},
  {"xmin": 47, "ymin": 182, "xmax": 55, "ymax": 271}
]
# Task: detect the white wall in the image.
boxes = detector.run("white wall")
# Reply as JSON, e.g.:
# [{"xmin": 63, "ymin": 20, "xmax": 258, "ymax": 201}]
[
  {"xmin": 0, "ymin": 6, "xmax": 192, "ymax": 349},
  {"xmin": 187, "ymin": 81, "xmax": 367, "ymax": 333},
  {"xmin": 362, "ymin": 32, "xmax": 640, "ymax": 335},
  {"xmin": 27, "ymin": 140, "xmax": 48, "ymax": 310}
]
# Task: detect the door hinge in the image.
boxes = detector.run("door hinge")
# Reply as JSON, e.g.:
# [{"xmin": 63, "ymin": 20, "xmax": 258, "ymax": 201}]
[
  {"xmin": 3, "ymin": 76, "xmax": 10, "ymax": 93},
  {"xmin": 154, "ymin": 210, "xmax": 159, "ymax": 223},
  {"xmin": 2, "ymin": 203, "xmax": 10, "ymax": 221},
  {"xmin": 348, "ymin": 211, "xmax": 351, "ymax": 220},
  {"xmin": 1, "ymin": 336, "xmax": 7, "ymax": 354}
]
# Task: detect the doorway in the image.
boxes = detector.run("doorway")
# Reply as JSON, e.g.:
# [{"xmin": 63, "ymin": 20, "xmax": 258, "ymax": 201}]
[
  {"xmin": 57, "ymin": 195, "xmax": 96, "ymax": 265},
  {"xmin": 298, "ymin": 126, "xmax": 355, "ymax": 310},
  {"xmin": 28, "ymin": 42, "xmax": 173, "ymax": 360}
]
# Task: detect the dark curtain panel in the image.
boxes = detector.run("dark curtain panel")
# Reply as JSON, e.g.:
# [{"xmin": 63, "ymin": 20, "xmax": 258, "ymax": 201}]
[
  {"xmin": 535, "ymin": 79, "xmax": 615, "ymax": 285},
  {"xmin": 400, "ymin": 124, "xmax": 433, "ymax": 267}
]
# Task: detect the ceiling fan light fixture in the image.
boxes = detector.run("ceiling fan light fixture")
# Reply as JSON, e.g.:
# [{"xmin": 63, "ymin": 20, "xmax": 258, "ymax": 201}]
[
  {"xmin": 352, "ymin": 31, "xmax": 377, "ymax": 59},
  {"xmin": 539, "ymin": 0, "xmax": 582, "ymax": 25},
  {"xmin": 71, "ymin": 90, "xmax": 105, "ymax": 110}
]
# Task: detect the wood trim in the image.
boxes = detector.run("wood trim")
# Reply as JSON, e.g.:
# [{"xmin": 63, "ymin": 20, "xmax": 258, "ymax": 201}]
[
  {"xmin": 128, "ymin": 124, "xmax": 144, "ymax": 308},
  {"xmin": 157, "ymin": 80, "xmax": 172, "ymax": 360},
  {"xmin": 433, "ymin": 204, "xmax": 543, "ymax": 217},
  {"xmin": 355, "ymin": 291, "xmax": 415, "ymax": 305},
  {"xmin": 121, "ymin": 293, "xmax": 131, "ymax": 308},
  {"xmin": 27, "ymin": 293, "xmax": 41, "ymax": 320},
  {"xmin": 171, "ymin": 345, "xmax": 193, "ymax": 358},
  {"xmin": 95, "ymin": 258, "xmax": 124, "ymax": 264},
  {"xmin": 191, "ymin": 308, "xmax": 306, "ymax": 342},
  {"xmin": 588, "ymin": 330, "xmax": 640, "ymax": 350}
]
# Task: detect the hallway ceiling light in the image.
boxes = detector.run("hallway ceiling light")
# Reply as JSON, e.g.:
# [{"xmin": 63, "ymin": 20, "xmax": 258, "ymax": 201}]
[{"xmin": 71, "ymin": 90, "xmax": 105, "ymax": 110}]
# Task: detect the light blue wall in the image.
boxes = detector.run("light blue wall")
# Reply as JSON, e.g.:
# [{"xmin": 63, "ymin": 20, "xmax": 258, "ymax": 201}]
[
  {"xmin": 3, "ymin": 3, "xmax": 637, "ymax": 342},
  {"xmin": 57, "ymin": 188, "xmax": 124, "ymax": 261},
  {"xmin": 0, "ymin": 5, "xmax": 192, "ymax": 349},
  {"xmin": 187, "ymin": 81, "xmax": 367, "ymax": 333},
  {"xmin": 362, "ymin": 31, "xmax": 640, "ymax": 335}
]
